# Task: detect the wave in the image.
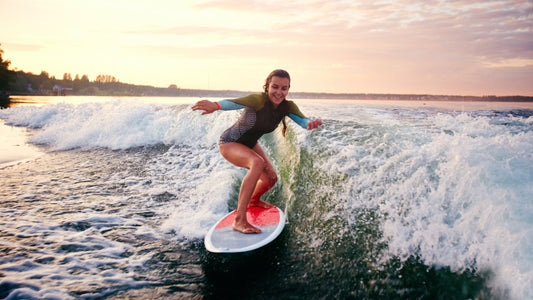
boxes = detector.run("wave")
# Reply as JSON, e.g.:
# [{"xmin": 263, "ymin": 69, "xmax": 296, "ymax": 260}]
[
  {"xmin": 0, "ymin": 100, "xmax": 236, "ymax": 150},
  {"xmin": 307, "ymin": 109, "xmax": 533, "ymax": 299},
  {"xmin": 2, "ymin": 99, "xmax": 532, "ymax": 298}
]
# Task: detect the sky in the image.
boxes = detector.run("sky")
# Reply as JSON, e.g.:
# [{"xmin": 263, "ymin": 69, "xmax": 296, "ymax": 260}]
[{"xmin": 1, "ymin": 0, "xmax": 532, "ymax": 96}]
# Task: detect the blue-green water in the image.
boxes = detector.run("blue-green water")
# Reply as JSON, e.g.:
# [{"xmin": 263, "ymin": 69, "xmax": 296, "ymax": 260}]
[{"xmin": 1, "ymin": 96, "xmax": 532, "ymax": 299}]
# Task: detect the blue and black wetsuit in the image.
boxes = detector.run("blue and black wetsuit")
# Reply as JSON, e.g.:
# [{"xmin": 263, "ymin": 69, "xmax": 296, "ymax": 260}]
[{"xmin": 217, "ymin": 93, "xmax": 310, "ymax": 148}]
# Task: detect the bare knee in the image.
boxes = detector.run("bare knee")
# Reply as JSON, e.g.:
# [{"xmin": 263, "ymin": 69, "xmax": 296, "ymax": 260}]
[
  {"xmin": 269, "ymin": 173, "xmax": 278, "ymax": 186},
  {"xmin": 249, "ymin": 156, "xmax": 266, "ymax": 174},
  {"xmin": 264, "ymin": 165, "xmax": 278, "ymax": 187}
]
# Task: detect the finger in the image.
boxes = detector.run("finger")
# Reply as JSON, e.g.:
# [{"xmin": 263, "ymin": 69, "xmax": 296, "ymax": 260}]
[{"xmin": 192, "ymin": 103, "xmax": 207, "ymax": 111}]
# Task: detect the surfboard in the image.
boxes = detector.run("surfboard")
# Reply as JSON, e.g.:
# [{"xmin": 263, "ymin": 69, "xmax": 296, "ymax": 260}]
[{"xmin": 204, "ymin": 206, "xmax": 285, "ymax": 253}]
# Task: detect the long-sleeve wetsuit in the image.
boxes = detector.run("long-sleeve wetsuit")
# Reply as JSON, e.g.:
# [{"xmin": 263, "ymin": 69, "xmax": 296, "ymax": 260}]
[{"xmin": 217, "ymin": 93, "xmax": 310, "ymax": 148}]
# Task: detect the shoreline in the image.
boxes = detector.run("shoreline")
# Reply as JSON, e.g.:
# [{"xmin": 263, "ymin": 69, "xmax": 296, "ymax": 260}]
[
  {"xmin": 4, "ymin": 94, "xmax": 533, "ymax": 112},
  {"xmin": 6, "ymin": 90, "xmax": 533, "ymax": 102},
  {"xmin": 323, "ymin": 99, "xmax": 533, "ymax": 111}
]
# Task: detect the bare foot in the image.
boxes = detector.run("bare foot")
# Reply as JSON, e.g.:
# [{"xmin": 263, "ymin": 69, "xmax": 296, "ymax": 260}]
[
  {"xmin": 248, "ymin": 199, "xmax": 275, "ymax": 208},
  {"xmin": 233, "ymin": 221, "xmax": 262, "ymax": 234}
]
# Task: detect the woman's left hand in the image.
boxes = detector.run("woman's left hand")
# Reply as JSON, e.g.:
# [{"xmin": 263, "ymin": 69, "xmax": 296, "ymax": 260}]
[{"xmin": 307, "ymin": 119, "xmax": 322, "ymax": 130}]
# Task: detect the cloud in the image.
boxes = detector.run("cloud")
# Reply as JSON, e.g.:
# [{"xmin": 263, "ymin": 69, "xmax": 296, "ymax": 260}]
[
  {"xmin": 183, "ymin": 0, "xmax": 532, "ymax": 62},
  {"xmin": 124, "ymin": 0, "xmax": 533, "ymax": 92}
]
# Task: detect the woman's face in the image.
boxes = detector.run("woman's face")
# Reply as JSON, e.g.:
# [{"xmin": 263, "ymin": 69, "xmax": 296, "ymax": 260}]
[{"xmin": 267, "ymin": 76, "xmax": 290, "ymax": 107}]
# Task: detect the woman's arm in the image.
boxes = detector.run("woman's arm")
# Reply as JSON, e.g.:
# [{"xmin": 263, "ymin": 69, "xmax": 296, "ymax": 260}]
[
  {"xmin": 192, "ymin": 99, "xmax": 249, "ymax": 114},
  {"xmin": 288, "ymin": 113, "xmax": 322, "ymax": 130},
  {"xmin": 286, "ymin": 101, "xmax": 322, "ymax": 130}
]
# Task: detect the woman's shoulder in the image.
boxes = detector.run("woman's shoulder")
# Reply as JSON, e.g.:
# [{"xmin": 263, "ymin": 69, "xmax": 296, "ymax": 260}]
[
  {"xmin": 229, "ymin": 93, "xmax": 267, "ymax": 110},
  {"xmin": 282, "ymin": 99, "xmax": 298, "ymax": 110},
  {"xmin": 282, "ymin": 100, "xmax": 306, "ymax": 118}
]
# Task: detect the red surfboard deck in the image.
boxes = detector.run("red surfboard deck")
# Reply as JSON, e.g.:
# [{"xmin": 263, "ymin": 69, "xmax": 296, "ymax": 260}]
[{"xmin": 204, "ymin": 206, "xmax": 285, "ymax": 253}]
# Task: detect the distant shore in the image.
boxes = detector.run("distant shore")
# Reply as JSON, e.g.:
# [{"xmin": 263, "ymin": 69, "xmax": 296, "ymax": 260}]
[
  {"xmin": 4, "ymin": 94, "xmax": 533, "ymax": 113},
  {"xmin": 7, "ymin": 89, "xmax": 533, "ymax": 102},
  {"xmin": 6, "ymin": 69, "xmax": 532, "ymax": 102}
]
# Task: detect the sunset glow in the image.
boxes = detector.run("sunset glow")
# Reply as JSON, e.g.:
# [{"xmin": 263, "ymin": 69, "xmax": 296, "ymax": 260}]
[{"xmin": 1, "ymin": 0, "xmax": 532, "ymax": 96}]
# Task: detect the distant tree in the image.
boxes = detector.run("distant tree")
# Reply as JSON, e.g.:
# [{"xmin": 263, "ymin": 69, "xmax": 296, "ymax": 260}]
[
  {"xmin": 11, "ymin": 71, "xmax": 34, "ymax": 93},
  {"xmin": 39, "ymin": 71, "xmax": 49, "ymax": 80},
  {"xmin": 168, "ymin": 84, "xmax": 179, "ymax": 89},
  {"xmin": 38, "ymin": 71, "xmax": 54, "ymax": 90},
  {"xmin": 95, "ymin": 74, "xmax": 118, "ymax": 83},
  {"xmin": 80, "ymin": 74, "xmax": 90, "ymax": 91},
  {"xmin": 0, "ymin": 44, "xmax": 16, "ymax": 92},
  {"xmin": 72, "ymin": 74, "xmax": 81, "ymax": 91},
  {"xmin": 63, "ymin": 73, "xmax": 72, "ymax": 81}
]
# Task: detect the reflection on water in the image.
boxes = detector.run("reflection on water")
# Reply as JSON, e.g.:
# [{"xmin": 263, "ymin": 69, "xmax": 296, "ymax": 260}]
[
  {"xmin": 4, "ymin": 95, "xmax": 533, "ymax": 110},
  {"xmin": 6, "ymin": 95, "xmax": 200, "ymax": 108},
  {"xmin": 0, "ymin": 122, "xmax": 43, "ymax": 167}
]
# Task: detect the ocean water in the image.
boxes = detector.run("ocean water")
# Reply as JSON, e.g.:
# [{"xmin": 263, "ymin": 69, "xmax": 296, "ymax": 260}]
[{"xmin": 0, "ymin": 96, "xmax": 532, "ymax": 299}]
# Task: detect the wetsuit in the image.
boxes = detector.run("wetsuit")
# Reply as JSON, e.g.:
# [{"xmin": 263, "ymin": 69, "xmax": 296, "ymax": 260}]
[{"xmin": 218, "ymin": 93, "xmax": 310, "ymax": 148}]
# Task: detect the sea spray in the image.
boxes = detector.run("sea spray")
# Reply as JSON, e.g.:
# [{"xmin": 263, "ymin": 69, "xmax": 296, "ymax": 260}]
[{"xmin": 314, "ymin": 109, "xmax": 533, "ymax": 299}]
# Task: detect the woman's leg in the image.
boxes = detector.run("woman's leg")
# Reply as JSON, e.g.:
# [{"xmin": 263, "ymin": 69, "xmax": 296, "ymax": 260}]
[
  {"xmin": 219, "ymin": 142, "xmax": 266, "ymax": 234},
  {"xmin": 249, "ymin": 143, "xmax": 277, "ymax": 208}
]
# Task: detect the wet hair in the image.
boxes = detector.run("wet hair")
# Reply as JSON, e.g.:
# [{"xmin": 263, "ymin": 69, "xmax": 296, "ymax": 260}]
[
  {"xmin": 264, "ymin": 69, "xmax": 291, "ymax": 137},
  {"xmin": 263, "ymin": 69, "xmax": 291, "ymax": 93}
]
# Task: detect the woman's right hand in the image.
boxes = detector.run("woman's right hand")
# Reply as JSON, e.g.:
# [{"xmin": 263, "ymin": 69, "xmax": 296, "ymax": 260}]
[{"xmin": 192, "ymin": 100, "xmax": 218, "ymax": 115}]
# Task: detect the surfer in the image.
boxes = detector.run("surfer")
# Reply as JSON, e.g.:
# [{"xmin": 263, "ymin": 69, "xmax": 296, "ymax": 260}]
[{"xmin": 192, "ymin": 69, "xmax": 322, "ymax": 234}]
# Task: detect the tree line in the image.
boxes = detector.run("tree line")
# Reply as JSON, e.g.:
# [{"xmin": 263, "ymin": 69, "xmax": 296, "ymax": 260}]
[
  {"xmin": 0, "ymin": 44, "xmax": 190, "ymax": 98},
  {"xmin": 0, "ymin": 44, "xmax": 16, "ymax": 99},
  {"xmin": 10, "ymin": 70, "xmax": 183, "ymax": 96},
  {"xmin": 7, "ymin": 70, "xmax": 251, "ymax": 98}
]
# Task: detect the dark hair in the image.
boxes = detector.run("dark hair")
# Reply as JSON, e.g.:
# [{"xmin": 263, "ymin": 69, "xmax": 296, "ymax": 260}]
[
  {"xmin": 264, "ymin": 69, "xmax": 291, "ymax": 137},
  {"xmin": 263, "ymin": 69, "xmax": 291, "ymax": 93}
]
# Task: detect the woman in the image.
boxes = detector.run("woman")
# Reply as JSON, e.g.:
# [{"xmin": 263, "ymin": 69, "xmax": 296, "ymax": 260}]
[{"xmin": 192, "ymin": 69, "xmax": 322, "ymax": 234}]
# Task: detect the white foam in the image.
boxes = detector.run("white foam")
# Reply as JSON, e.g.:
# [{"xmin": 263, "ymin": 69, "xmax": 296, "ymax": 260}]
[
  {"xmin": 151, "ymin": 140, "xmax": 242, "ymax": 239},
  {"xmin": 0, "ymin": 99, "xmax": 237, "ymax": 150},
  {"xmin": 0, "ymin": 281, "xmax": 74, "ymax": 300},
  {"xmin": 0, "ymin": 209, "xmax": 153, "ymax": 299},
  {"xmin": 310, "ymin": 108, "xmax": 533, "ymax": 299}
]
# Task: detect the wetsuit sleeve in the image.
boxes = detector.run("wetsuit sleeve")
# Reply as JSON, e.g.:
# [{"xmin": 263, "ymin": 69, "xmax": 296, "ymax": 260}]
[
  {"xmin": 286, "ymin": 101, "xmax": 310, "ymax": 129},
  {"xmin": 217, "ymin": 100, "xmax": 247, "ymax": 110},
  {"xmin": 289, "ymin": 113, "xmax": 310, "ymax": 129},
  {"xmin": 217, "ymin": 94, "xmax": 264, "ymax": 111}
]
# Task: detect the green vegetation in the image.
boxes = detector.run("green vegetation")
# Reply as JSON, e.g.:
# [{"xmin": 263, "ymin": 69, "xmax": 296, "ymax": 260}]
[
  {"xmin": 0, "ymin": 44, "xmax": 16, "ymax": 99},
  {"xmin": 11, "ymin": 70, "xmax": 189, "ymax": 97},
  {"xmin": 7, "ymin": 69, "xmax": 249, "ymax": 98}
]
